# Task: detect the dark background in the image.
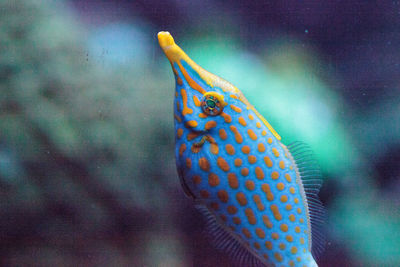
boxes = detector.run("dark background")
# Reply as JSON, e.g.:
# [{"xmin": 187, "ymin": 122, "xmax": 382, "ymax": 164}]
[{"xmin": 1, "ymin": 0, "xmax": 399, "ymax": 266}]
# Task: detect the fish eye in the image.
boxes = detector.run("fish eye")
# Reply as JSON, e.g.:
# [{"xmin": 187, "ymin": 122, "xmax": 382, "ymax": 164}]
[{"xmin": 201, "ymin": 92, "xmax": 226, "ymax": 116}]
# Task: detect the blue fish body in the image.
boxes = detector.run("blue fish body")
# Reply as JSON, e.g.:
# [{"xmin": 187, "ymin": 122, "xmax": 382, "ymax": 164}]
[{"xmin": 158, "ymin": 31, "xmax": 324, "ymax": 267}]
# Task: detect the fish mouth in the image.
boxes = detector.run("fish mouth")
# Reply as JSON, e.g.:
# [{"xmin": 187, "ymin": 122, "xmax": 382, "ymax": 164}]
[
  {"xmin": 157, "ymin": 31, "xmax": 196, "ymax": 66},
  {"xmin": 158, "ymin": 31, "xmax": 175, "ymax": 48},
  {"xmin": 157, "ymin": 31, "xmax": 196, "ymax": 70},
  {"xmin": 157, "ymin": 31, "xmax": 239, "ymax": 93},
  {"xmin": 157, "ymin": 31, "xmax": 213, "ymax": 92}
]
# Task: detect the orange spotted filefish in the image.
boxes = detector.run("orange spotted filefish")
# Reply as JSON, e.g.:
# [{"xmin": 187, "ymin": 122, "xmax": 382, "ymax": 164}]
[{"xmin": 158, "ymin": 31, "xmax": 325, "ymax": 267}]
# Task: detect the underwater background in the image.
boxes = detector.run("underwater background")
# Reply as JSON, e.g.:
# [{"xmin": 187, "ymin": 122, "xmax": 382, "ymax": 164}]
[{"xmin": 0, "ymin": 0, "xmax": 399, "ymax": 266}]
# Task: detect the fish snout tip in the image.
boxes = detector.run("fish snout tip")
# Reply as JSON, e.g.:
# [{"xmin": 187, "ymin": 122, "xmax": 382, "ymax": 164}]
[{"xmin": 158, "ymin": 31, "xmax": 175, "ymax": 48}]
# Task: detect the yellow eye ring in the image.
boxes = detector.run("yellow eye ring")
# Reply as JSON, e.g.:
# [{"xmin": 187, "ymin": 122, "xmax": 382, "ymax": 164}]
[{"xmin": 201, "ymin": 92, "xmax": 227, "ymax": 116}]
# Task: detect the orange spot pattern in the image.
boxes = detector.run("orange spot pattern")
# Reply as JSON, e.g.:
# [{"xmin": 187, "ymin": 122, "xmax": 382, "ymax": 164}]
[
  {"xmin": 270, "ymin": 204, "xmax": 282, "ymax": 221},
  {"xmin": 187, "ymin": 132, "xmax": 200, "ymax": 141},
  {"xmin": 262, "ymin": 215, "xmax": 273, "ymax": 229},
  {"xmin": 274, "ymin": 252, "xmax": 283, "ymax": 262},
  {"xmin": 230, "ymin": 104, "xmax": 242, "ymax": 113},
  {"xmin": 227, "ymin": 205, "xmax": 238, "ymax": 214},
  {"xmin": 185, "ymin": 120, "xmax": 198, "ymax": 128},
  {"xmin": 256, "ymin": 228, "xmax": 266, "ymax": 239},
  {"xmin": 236, "ymin": 192, "xmax": 248, "ymax": 206},
  {"xmin": 257, "ymin": 143, "xmax": 266, "ymax": 152},
  {"xmin": 241, "ymin": 146, "xmax": 250, "ymax": 154},
  {"xmin": 247, "ymin": 129, "xmax": 258, "ymax": 140},
  {"xmin": 179, "ymin": 143, "xmax": 186, "ymax": 157},
  {"xmin": 245, "ymin": 180, "xmax": 255, "ymax": 190},
  {"xmin": 198, "ymin": 112, "xmax": 208, "ymax": 118},
  {"xmin": 193, "ymin": 175, "xmax": 201, "ymax": 185},
  {"xmin": 204, "ymin": 135, "xmax": 217, "ymax": 153},
  {"xmin": 253, "ymin": 194, "xmax": 265, "ymax": 211},
  {"xmin": 286, "ymin": 235, "xmax": 294, "ymax": 242},
  {"xmin": 248, "ymin": 155, "xmax": 257, "ymax": 164},
  {"xmin": 261, "ymin": 184, "xmax": 274, "ymax": 201},
  {"xmin": 271, "ymin": 171, "xmax": 279, "ymax": 180},
  {"xmin": 264, "ymin": 156, "xmax": 273, "ymax": 168},
  {"xmin": 192, "ymin": 95, "xmax": 201, "ymax": 107},
  {"xmin": 238, "ymin": 116, "xmax": 247, "ymax": 126},
  {"xmin": 228, "ymin": 173, "xmax": 239, "ymax": 189},
  {"xmin": 219, "ymin": 129, "xmax": 227, "ymax": 140},
  {"xmin": 200, "ymin": 190, "xmax": 210, "ymax": 198},
  {"xmin": 241, "ymin": 168, "xmax": 249, "ymax": 176},
  {"xmin": 271, "ymin": 233, "xmax": 279, "ymax": 240},
  {"xmin": 221, "ymin": 112, "xmax": 232, "ymax": 123},
  {"xmin": 245, "ymin": 208, "xmax": 257, "ymax": 225},
  {"xmin": 186, "ymin": 158, "xmax": 191, "ymax": 169},
  {"xmin": 198, "ymin": 157, "xmax": 210, "ymax": 171},
  {"xmin": 277, "ymin": 182, "xmax": 285, "ymax": 191},
  {"xmin": 217, "ymin": 157, "xmax": 230, "ymax": 172},
  {"xmin": 205, "ymin": 120, "xmax": 217, "ymax": 130},
  {"xmin": 280, "ymin": 195, "xmax": 288, "ymax": 203},
  {"xmin": 208, "ymin": 173, "xmax": 220, "ymax": 187},
  {"xmin": 255, "ymin": 167, "xmax": 264, "ymax": 180},
  {"xmin": 233, "ymin": 217, "xmax": 241, "ymax": 225},
  {"xmin": 180, "ymin": 89, "xmax": 193, "ymax": 115},
  {"xmin": 229, "ymin": 125, "xmax": 243, "ymax": 144},
  {"xmin": 272, "ymin": 147, "xmax": 280, "ymax": 157},
  {"xmin": 234, "ymin": 158, "xmax": 242, "ymax": 167},
  {"xmin": 174, "ymin": 114, "xmax": 182, "ymax": 123},
  {"xmin": 242, "ymin": 228, "xmax": 252, "ymax": 238},
  {"xmin": 191, "ymin": 144, "xmax": 201, "ymax": 153},
  {"xmin": 279, "ymin": 160, "xmax": 285, "ymax": 169},
  {"xmin": 177, "ymin": 128, "xmax": 183, "ymax": 139},
  {"xmin": 217, "ymin": 190, "xmax": 229, "ymax": 203},
  {"xmin": 280, "ymin": 224, "xmax": 289, "ymax": 232},
  {"xmin": 225, "ymin": 144, "xmax": 235, "ymax": 155},
  {"xmin": 209, "ymin": 143, "xmax": 219, "ymax": 155}
]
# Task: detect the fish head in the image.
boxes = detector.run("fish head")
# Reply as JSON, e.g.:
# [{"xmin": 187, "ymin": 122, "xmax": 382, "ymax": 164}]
[
  {"xmin": 158, "ymin": 31, "xmax": 280, "ymax": 141},
  {"xmin": 158, "ymin": 31, "xmax": 252, "ymax": 135}
]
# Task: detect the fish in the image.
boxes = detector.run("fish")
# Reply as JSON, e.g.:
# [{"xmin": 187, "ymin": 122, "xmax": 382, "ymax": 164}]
[{"xmin": 157, "ymin": 31, "xmax": 325, "ymax": 267}]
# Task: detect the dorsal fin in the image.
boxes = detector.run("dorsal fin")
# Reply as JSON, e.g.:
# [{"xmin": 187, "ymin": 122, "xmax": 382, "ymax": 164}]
[
  {"xmin": 287, "ymin": 141, "xmax": 326, "ymax": 261},
  {"xmin": 195, "ymin": 204, "xmax": 270, "ymax": 267}
]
